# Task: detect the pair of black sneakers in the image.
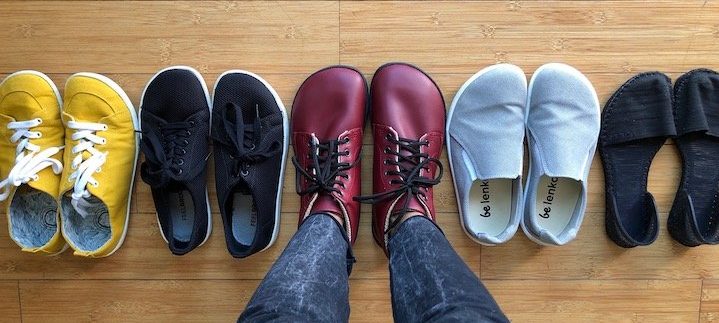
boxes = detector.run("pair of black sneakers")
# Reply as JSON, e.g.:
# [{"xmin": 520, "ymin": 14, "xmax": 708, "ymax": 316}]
[{"xmin": 139, "ymin": 66, "xmax": 288, "ymax": 257}]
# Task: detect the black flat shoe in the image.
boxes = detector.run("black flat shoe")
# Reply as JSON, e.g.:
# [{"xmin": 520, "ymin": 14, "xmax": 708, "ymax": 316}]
[
  {"xmin": 668, "ymin": 69, "xmax": 719, "ymax": 246},
  {"xmin": 211, "ymin": 70, "xmax": 288, "ymax": 258},
  {"xmin": 140, "ymin": 66, "xmax": 213, "ymax": 255},
  {"xmin": 599, "ymin": 72, "xmax": 676, "ymax": 247}
]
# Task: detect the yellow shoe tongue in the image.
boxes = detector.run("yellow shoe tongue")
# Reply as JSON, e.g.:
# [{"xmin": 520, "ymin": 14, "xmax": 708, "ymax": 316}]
[
  {"xmin": 1, "ymin": 92, "xmax": 43, "ymax": 120},
  {"xmin": 64, "ymin": 93, "xmax": 115, "ymax": 122}
]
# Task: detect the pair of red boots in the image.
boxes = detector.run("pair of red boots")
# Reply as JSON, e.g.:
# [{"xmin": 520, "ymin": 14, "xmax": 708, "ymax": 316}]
[{"xmin": 291, "ymin": 63, "xmax": 445, "ymax": 255}]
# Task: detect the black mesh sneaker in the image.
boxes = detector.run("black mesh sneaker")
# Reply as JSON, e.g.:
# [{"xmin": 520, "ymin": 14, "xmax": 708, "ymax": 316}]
[
  {"xmin": 211, "ymin": 70, "xmax": 288, "ymax": 258},
  {"xmin": 139, "ymin": 66, "xmax": 212, "ymax": 255}
]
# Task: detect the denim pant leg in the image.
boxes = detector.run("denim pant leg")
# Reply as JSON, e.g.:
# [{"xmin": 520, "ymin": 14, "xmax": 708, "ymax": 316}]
[
  {"xmin": 388, "ymin": 216, "xmax": 509, "ymax": 323},
  {"xmin": 239, "ymin": 214, "xmax": 354, "ymax": 323}
]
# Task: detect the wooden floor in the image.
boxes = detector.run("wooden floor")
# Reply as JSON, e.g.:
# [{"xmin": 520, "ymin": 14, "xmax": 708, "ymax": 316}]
[{"xmin": 1, "ymin": 1, "xmax": 719, "ymax": 322}]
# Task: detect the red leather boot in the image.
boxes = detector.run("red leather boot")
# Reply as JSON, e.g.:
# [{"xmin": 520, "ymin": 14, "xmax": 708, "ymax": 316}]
[
  {"xmin": 291, "ymin": 66, "xmax": 367, "ymax": 245},
  {"xmin": 357, "ymin": 63, "xmax": 446, "ymax": 255}
]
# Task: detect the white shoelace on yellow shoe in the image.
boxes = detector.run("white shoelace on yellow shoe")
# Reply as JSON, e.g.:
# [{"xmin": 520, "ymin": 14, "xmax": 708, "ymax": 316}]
[
  {"xmin": 0, "ymin": 118, "xmax": 63, "ymax": 201},
  {"xmin": 66, "ymin": 120, "xmax": 107, "ymax": 217}
]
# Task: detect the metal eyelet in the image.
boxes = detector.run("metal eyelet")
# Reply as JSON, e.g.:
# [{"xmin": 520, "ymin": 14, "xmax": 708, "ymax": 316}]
[
  {"xmin": 177, "ymin": 159, "xmax": 185, "ymax": 166},
  {"xmin": 241, "ymin": 169, "xmax": 249, "ymax": 176},
  {"xmin": 249, "ymin": 143, "xmax": 256, "ymax": 150},
  {"xmin": 189, "ymin": 121, "xmax": 196, "ymax": 127}
]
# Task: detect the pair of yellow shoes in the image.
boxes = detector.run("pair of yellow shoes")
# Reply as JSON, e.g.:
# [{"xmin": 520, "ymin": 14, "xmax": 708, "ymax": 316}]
[{"xmin": 0, "ymin": 71, "xmax": 138, "ymax": 257}]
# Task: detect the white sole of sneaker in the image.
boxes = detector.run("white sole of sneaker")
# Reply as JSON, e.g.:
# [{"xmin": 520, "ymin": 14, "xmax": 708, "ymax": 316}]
[
  {"xmin": 212, "ymin": 70, "xmax": 288, "ymax": 254},
  {"xmin": 139, "ymin": 66, "xmax": 213, "ymax": 250}
]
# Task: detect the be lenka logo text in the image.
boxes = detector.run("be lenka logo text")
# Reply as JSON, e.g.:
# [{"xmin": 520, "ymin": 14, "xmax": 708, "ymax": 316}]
[
  {"xmin": 539, "ymin": 177, "xmax": 559, "ymax": 219},
  {"xmin": 479, "ymin": 180, "xmax": 491, "ymax": 217}
]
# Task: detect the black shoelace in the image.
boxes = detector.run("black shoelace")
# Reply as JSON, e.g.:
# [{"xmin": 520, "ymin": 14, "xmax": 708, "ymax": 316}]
[
  {"xmin": 141, "ymin": 119, "xmax": 203, "ymax": 188},
  {"xmin": 212, "ymin": 103, "xmax": 281, "ymax": 177},
  {"xmin": 292, "ymin": 137, "xmax": 355, "ymax": 197},
  {"xmin": 354, "ymin": 134, "xmax": 443, "ymax": 233}
]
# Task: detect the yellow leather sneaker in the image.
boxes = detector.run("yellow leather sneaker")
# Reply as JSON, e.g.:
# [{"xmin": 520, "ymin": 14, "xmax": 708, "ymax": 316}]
[
  {"xmin": 60, "ymin": 73, "xmax": 138, "ymax": 257},
  {"xmin": 0, "ymin": 71, "xmax": 66, "ymax": 255}
]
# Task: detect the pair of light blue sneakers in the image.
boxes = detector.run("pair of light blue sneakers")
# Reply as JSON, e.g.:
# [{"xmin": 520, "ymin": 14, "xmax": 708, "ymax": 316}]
[{"xmin": 446, "ymin": 63, "xmax": 600, "ymax": 246}]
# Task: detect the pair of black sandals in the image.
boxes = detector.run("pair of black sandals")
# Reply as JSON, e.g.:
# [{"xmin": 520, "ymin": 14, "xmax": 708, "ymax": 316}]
[{"xmin": 600, "ymin": 69, "xmax": 719, "ymax": 247}]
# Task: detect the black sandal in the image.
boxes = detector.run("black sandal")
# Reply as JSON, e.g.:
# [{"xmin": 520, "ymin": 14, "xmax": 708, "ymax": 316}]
[
  {"xmin": 668, "ymin": 69, "xmax": 719, "ymax": 246},
  {"xmin": 600, "ymin": 72, "xmax": 676, "ymax": 247}
]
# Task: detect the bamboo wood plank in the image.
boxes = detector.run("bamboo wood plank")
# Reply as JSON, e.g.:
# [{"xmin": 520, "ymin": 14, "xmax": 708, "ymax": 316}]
[
  {"xmin": 486, "ymin": 279, "xmax": 701, "ymax": 323},
  {"xmin": 702, "ymin": 280, "xmax": 719, "ymax": 322},
  {"xmin": 340, "ymin": 1, "xmax": 719, "ymax": 74},
  {"xmin": 0, "ymin": 1, "xmax": 339, "ymax": 74},
  {"xmin": 0, "ymin": 281, "xmax": 20, "ymax": 323}
]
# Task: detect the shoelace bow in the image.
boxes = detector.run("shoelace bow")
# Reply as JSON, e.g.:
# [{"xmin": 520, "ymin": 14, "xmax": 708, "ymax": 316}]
[
  {"xmin": 211, "ymin": 103, "xmax": 281, "ymax": 177},
  {"xmin": 66, "ymin": 120, "xmax": 108, "ymax": 218},
  {"xmin": 354, "ymin": 134, "xmax": 443, "ymax": 233},
  {"xmin": 0, "ymin": 118, "xmax": 63, "ymax": 201},
  {"xmin": 292, "ymin": 136, "xmax": 355, "ymax": 197},
  {"xmin": 141, "ymin": 118, "xmax": 204, "ymax": 188}
]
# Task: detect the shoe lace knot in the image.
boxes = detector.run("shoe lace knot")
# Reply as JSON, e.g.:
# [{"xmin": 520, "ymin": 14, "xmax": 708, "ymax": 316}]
[
  {"xmin": 0, "ymin": 118, "xmax": 63, "ymax": 201},
  {"xmin": 140, "ymin": 115, "xmax": 205, "ymax": 188},
  {"xmin": 354, "ymin": 132, "xmax": 443, "ymax": 233},
  {"xmin": 211, "ymin": 103, "xmax": 282, "ymax": 177},
  {"xmin": 292, "ymin": 134, "xmax": 355, "ymax": 197}
]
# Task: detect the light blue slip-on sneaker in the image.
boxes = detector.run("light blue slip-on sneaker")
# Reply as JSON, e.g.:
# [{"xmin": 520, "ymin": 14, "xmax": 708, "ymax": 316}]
[
  {"xmin": 447, "ymin": 64, "xmax": 527, "ymax": 245},
  {"xmin": 522, "ymin": 63, "xmax": 600, "ymax": 246}
]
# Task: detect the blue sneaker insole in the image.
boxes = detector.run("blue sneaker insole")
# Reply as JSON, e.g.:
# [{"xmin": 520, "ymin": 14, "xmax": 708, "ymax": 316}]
[{"xmin": 232, "ymin": 193, "xmax": 256, "ymax": 246}]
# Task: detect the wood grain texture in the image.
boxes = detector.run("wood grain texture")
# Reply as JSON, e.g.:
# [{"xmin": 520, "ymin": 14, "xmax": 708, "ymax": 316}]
[
  {"xmin": 0, "ymin": 1, "xmax": 339, "ymax": 74},
  {"xmin": 17, "ymin": 279, "xmax": 395, "ymax": 323},
  {"xmin": 340, "ymin": 1, "xmax": 719, "ymax": 74},
  {"xmin": 0, "ymin": 0, "xmax": 718, "ymax": 322},
  {"xmin": 0, "ymin": 282, "xmax": 20, "ymax": 323},
  {"xmin": 702, "ymin": 280, "xmax": 719, "ymax": 322},
  {"xmin": 486, "ymin": 279, "xmax": 701, "ymax": 323}
]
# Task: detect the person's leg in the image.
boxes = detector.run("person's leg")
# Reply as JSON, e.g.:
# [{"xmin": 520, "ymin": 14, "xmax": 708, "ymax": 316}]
[
  {"xmin": 239, "ymin": 213, "xmax": 354, "ymax": 323},
  {"xmin": 388, "ymin": 216, "xmax": 509, "ymax": 323}
]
